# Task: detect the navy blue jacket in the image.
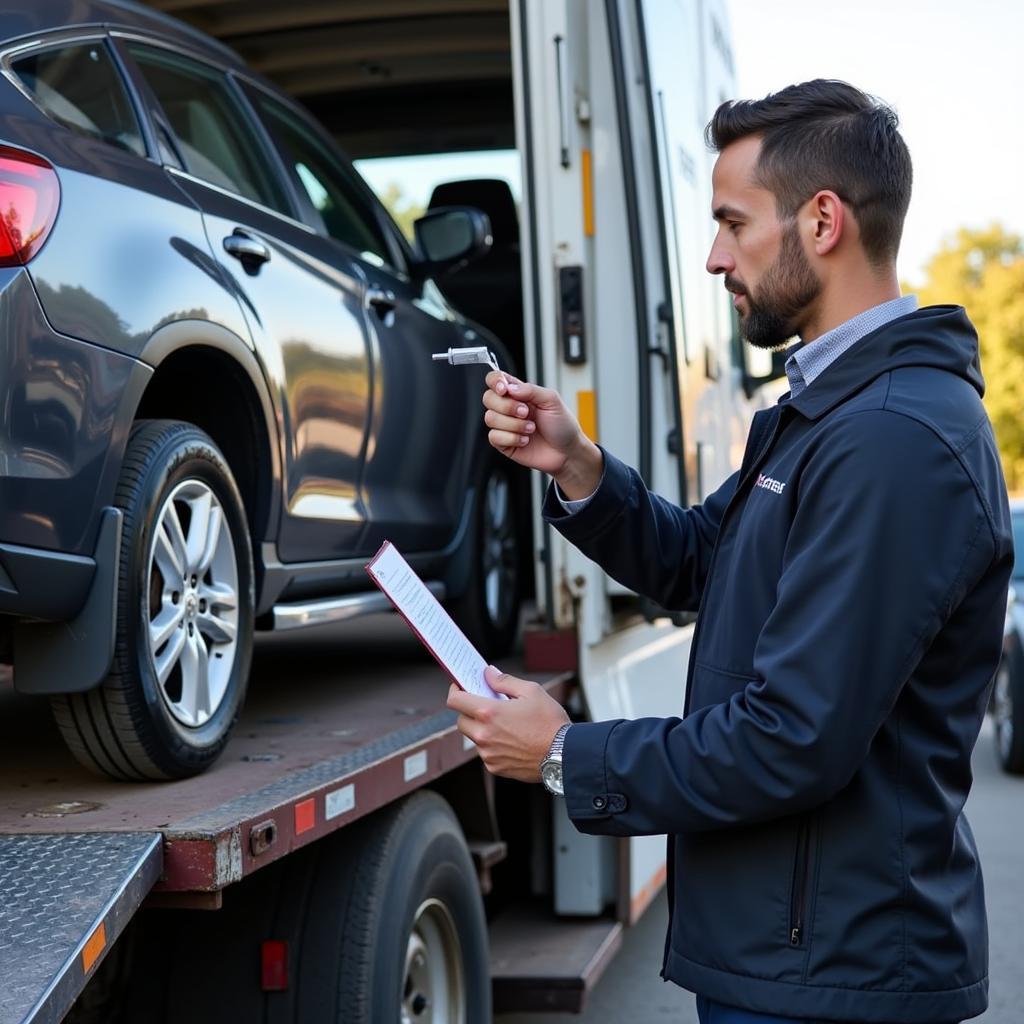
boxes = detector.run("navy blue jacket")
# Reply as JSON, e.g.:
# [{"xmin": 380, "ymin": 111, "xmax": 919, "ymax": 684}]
[{"xmin": 545, "ymin": 306, "xmax": 1013, "ymax": 1023}]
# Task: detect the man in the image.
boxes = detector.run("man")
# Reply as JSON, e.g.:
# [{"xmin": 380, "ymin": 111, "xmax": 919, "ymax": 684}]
[{"xmin": 448, "ymin": 80, "xmax": 1013, "ymax": 1024}]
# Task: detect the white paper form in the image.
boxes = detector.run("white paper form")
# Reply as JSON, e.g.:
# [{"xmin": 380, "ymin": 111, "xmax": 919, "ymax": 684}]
[{"xmin": 366, "ymin": 541, "xmax": 507, "ymax": 700}]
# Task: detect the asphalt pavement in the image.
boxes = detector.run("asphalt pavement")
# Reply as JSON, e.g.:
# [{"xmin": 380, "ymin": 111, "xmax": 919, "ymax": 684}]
[{"xmin": 497, "ymin": 716, "xmax": 1021, "ymax": 1024}]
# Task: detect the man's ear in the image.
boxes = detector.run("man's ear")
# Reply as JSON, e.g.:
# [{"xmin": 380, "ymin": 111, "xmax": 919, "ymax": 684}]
[{"xmin": 806, "ymin": 190, "xmax": 845, "ymax": 256}]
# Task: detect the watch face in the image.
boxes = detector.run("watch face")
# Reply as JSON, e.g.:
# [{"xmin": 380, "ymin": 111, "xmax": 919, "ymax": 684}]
[{"xmin": 541, "ymin": 760, "xmax": 564, "ymax": 795}]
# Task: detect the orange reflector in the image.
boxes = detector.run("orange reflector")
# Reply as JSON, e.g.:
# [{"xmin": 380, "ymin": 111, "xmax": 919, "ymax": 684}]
[
  {"xmin": 81, "ymin": 921, "xmax": 106, "ymax": 974},
  {"xmin": 577, "ymin": 390, "xmax": 597, "ymax": 442},
  {"xmin": 582, "ymin": 149, "xmax": 594, "ymax": 237},
  {"xmin": 261, "ymin": 939, "xmax": 289, "ymax": 992},
  {"xmin": 294, "ymin": 798, "xmax": 316, "ymax": 835}
]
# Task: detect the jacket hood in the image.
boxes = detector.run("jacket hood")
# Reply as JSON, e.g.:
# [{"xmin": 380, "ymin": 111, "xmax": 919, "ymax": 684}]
[{"xmin": 787, "ymin": 305, "xmax": 984, "ymax": 420}]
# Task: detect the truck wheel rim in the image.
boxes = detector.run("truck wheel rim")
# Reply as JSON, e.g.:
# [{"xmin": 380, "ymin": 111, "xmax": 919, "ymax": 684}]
[
  {"xmin": 402, "ymin": 898, "xmax": 465, "ymax": 1023},
  {"xmin": 145, "ymin": 479, "xmax": 239, "ymax": 728},
  {"xmin": 994, "ymin": 663, "xmax": 1013, "ymax": 761},
  {"xmin": 482, "ymin": 472, "xmax": 516, "ymax": 628}
]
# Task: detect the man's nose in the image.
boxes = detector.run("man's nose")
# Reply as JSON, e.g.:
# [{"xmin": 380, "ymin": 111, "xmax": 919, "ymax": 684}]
[{"xmin": 706, "ymin": 237, "xmax": 733, "ymax": 276}]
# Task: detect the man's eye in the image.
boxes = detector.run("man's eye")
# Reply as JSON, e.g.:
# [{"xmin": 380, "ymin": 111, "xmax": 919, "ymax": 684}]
[{"xmin": 729, "ymin": 222, "xmax": 741, "ymax": 233}]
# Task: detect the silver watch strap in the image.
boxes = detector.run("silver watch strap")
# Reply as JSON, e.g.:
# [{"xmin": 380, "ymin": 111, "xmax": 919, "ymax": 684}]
[{"xmin": 545, "ymin": 723, "xmax": 571, "ymax": 761}]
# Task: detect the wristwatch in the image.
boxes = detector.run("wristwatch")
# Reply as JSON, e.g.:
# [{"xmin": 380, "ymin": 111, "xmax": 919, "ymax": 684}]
[{"xmin": 540, "ymin": 723, "xmax": 571, "ymax": 796}]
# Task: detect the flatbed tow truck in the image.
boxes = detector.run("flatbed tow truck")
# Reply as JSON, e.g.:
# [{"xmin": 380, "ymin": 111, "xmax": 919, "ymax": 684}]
[
  {"xmin": 0, "ymin": 1, "xmax": 786, "ymax": 1018},
  {"xmin": 0, "ymin": 614, "xmax": 634, "ymax": 1022}
]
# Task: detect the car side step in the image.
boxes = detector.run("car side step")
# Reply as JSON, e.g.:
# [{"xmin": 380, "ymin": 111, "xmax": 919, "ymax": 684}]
[
  {"xmin": 272, "ymin": 583, "xmax": 446, "ymax": 630},
  {"xmin": 0, "ymin": 832, "xmax": 162, "ymax": 1024}
]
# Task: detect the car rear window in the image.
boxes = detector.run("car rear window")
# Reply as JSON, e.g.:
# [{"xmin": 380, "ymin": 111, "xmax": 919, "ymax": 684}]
[
  {"xmin": 127, "ymin": 44, "xmax": 289, "ymax": 215},
  {"xmin": 10, "ymin": 41, "xmax": 146, "ymax": 158}
]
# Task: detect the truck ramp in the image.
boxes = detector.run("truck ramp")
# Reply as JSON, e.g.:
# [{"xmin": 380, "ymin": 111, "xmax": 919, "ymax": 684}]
[{"xmin": 0, "ymin": 832, "xmax": 162, "ymax": 1024}]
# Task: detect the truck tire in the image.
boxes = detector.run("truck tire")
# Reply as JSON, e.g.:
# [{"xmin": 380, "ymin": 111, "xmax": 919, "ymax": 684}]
[
  {"xmin": 51, "ymin": 420, "xmax": 254, "ymax": 780},
  {"xmin": 295, "ymin": 791, "xmax": 491, "ymax": 1023},
  {"xmin": 994, "ymin": 646, "xmax": 1024, "ymax": 774},
  {"xmin": 449, "ymin": 455, "xmax": 523, "ymax": 659}
]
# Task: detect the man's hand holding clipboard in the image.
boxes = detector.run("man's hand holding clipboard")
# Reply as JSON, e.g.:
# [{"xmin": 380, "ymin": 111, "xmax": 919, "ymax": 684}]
[{"xmin": 366, "ymin": 541, "xmax": 569, "ymax": 784}]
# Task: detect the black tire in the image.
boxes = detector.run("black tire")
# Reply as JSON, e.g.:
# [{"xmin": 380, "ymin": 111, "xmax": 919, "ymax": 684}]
[
  {"xmin": 994, "ymin": 644, "xmax": 1024, "ymax": 774},
  {"xmin": 51, "ymin": 420, "xmax": 254, "ymax": 780},
  {"xmin": 293, "ymin": 791, "xmax": 491, "ymax": 1023},
  {"xmin": 449, "ymin": 456, "xmax": 524, "ymax": 659}
]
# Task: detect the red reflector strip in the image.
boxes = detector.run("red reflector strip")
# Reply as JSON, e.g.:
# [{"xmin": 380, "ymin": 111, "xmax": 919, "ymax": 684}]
[
  {"xmin": 261, "ymin": 939, "xmax": 289, "ymax": 992},
  {"xmin": 294, "ymin": 798, "xmax": 315, "ymax": 835}
]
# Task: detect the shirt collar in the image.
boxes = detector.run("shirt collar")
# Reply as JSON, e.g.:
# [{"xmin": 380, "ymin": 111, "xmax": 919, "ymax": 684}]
[{"xmin": 784, "ymin": 295, "xmax": 919, "ymax": 397}]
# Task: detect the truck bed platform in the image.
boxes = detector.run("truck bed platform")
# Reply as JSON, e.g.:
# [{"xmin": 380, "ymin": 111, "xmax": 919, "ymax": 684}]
[{"xmin": 0, "ymin": 614, "xmax": 601, "ymax": 1020}]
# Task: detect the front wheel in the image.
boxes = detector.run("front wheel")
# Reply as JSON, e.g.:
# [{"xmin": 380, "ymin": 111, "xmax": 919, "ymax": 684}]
[
  {"xmin": 51, "ymin": 420, "xmax": 254, "ymax": 780},
  {"xmin": 449, "ymin": 457, "xmax": 524, "ymax": 659}
]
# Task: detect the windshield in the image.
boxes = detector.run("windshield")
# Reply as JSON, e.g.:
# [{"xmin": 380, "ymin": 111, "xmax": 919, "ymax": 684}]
[{"xmin": 1013, "ymin": 510, "xmax": 1024, "ymax": 581}]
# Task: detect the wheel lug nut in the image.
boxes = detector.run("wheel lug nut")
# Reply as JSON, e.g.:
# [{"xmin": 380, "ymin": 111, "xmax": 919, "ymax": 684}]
[
  {"xmin": 188, "ymin": 623, "xmax": 194, "ymax": 636},
  {"xmin": 172, "ymin": 591, "xmax": 180, "ymax": 604},
  {"xmin": 191, "ymin": 574, "xmax": 198, "ymax": 586},
  {"xmin": 199, "ymin": 599, "xmax": 207, "ymax": 613}
]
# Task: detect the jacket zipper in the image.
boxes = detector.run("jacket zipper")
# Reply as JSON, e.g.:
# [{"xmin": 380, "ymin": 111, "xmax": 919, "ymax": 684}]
[{"xmin": 789, "ymin": 818, "xmax": 812, "ymax": 947}]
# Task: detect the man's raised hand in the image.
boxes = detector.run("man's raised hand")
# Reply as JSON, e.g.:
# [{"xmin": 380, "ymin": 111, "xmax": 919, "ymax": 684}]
[{"xmin": 482, "ymin": 372, "xmax": 603, "ymax": 498}]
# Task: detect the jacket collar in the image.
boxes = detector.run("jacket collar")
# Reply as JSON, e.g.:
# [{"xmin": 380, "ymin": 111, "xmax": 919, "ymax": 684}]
[{"xmin": 782, "ymin": 306, "xmax": 982, "ymax": 421}]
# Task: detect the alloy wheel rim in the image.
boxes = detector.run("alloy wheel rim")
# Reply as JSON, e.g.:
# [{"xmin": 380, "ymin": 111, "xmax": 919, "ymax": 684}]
[
  {"xmin": 401, "ymin": 898, "xmax": 465, "ymax": 1024},
  {"xmin": 994, "ymin": 663, "xmax": 1013, "ymax": 761},
  {"xmin": 481, "ymin": 472, "xmax": 517, "ymax": 627},
  {"xmin": 145, "ymin": 479, "xmax": 239, "ymax": 728}
]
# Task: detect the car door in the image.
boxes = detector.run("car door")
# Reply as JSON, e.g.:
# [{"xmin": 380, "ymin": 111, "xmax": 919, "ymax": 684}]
[
  {"xmin": 243, "ymin": 87, "xmax": 473, "ymax": 557},
  {"xmin": 122, "ymin": 41, "xmax": 373, "ymax": 563}
]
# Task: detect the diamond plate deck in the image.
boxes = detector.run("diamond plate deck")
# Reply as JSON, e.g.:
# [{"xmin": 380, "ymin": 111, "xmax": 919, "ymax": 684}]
[{"xmin": 0, "ymin": 832, "xmax": 162, "ymax": 1024}]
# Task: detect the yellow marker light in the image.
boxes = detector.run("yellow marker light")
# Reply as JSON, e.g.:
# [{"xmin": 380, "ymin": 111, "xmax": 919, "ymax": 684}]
[
  {"xmin": 577, "ymin": 390, "xmax": 597, "ymax": 442},
  {"xmin": 582, "ymin": 149, "xmax": 594, "ymax": 237},
  {"xmin": 81, "ymin": 920, "xmax": 107, "ymax": 974}
]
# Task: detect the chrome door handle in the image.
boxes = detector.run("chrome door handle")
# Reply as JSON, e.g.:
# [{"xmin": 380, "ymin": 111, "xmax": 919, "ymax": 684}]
[
  {"xmin": 223, "ymin": 231, "xmax": 270, "ymax": 268},
  {"xmin": 365, "ymin": 287, "xmax": 396, "ymax": 314}
]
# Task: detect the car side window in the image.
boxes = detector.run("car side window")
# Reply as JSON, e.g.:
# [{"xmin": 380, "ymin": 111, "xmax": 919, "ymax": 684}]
[
  {"xmin": 127, "ymin": 44, "xmax": 289, "ymax": 214},
  {"xmin": 248, "ymin": 90, "xmax": 393, "ymax": 267},
  {"xmin": 10, "ymin": 41, "xmax": 146, "ymax": 158}
]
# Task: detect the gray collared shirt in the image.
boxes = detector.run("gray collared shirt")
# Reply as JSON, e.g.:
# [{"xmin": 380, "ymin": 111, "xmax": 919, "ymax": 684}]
[
  {"xmin": 784, "ymin": 294, "xmax": 918, "ymax": 398},
  {"xmin": 558, "ymin": 294, "xmax": 919, "ymax": 512}
]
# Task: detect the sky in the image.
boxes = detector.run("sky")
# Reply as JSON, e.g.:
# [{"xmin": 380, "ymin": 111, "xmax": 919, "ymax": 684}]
[
  {"xmin": 358, "ymin": 0, "xmax": 1024, "ymax": 287},
  {"xmin": 727, "ymin": 0, "xmax": 1024, "ymax": 285}
]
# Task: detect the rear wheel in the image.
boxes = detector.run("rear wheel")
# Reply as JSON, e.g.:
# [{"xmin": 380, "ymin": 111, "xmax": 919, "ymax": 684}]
[
  {"xmin": 51, "ymin": 420, "xmax": 254, "ymax": 780},
  {"xmin": 994, "ymin": 648, "xmax": 1024, "ymax": 774},
  {"xmin": 294, "ymin": 791, "xmax": 491, "ymax": 1023}
]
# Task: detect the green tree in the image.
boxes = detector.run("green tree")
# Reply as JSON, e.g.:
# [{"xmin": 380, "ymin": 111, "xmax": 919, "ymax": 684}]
[
  {"xmin": 916, "ymin": 225, "xmax": 1024, "ymax": 491},
  {"xmin": 378, "ymin": 182, "xmax": 425, "ymax": 241}
]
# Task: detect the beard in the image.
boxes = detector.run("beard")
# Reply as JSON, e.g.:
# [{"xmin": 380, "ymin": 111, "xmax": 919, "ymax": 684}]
[{"xmin": 729, "ymin": 222, "xmax": 821, "ymax": 350}]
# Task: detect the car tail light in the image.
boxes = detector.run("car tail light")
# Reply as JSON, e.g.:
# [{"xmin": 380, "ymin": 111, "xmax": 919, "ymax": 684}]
[{"xmin": 0, "ymin": 145, "xmax": 60, "ymax": 266}]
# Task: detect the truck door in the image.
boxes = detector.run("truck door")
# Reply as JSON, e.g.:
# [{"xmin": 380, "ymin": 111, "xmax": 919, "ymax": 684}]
[{"xmin": 512, "ymin": 0, "xmax": 743, "ymax": 930}]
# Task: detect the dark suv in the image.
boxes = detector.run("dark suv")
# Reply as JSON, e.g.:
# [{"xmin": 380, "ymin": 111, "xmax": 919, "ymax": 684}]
[{"xmin": 0, "ymin": 0, "xmax": 523, "ymax": 779}]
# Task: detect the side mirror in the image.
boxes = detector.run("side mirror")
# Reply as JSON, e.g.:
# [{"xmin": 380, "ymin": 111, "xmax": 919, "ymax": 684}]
[
  {"xmin": 413, "ymin": 207, "xmax": 492, "ymax": 275},
  {"xmin": 741, "ymin": 343, "xmax": 789, "ymax": 398}
]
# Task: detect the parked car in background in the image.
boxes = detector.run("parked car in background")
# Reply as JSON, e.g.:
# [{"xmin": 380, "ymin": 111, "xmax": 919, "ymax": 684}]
[
  {"xmin": 0, "ymin": 0, "xmax": 524, "ymax": 780},
  {"xmin": 994, "ymin": 499, "xmax": 1024, "ymax": 773}
]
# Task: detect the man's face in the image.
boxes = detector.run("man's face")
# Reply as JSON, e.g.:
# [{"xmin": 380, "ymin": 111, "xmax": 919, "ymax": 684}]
[{"xmin": 706, "ymin": 136, "xmax": 821, "ymax": 349}]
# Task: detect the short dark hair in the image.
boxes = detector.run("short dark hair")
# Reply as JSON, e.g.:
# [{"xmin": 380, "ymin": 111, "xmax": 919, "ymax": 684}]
[{"xmin": 706, "ymin": 80, "xmax": 912, "ymax": 266}]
